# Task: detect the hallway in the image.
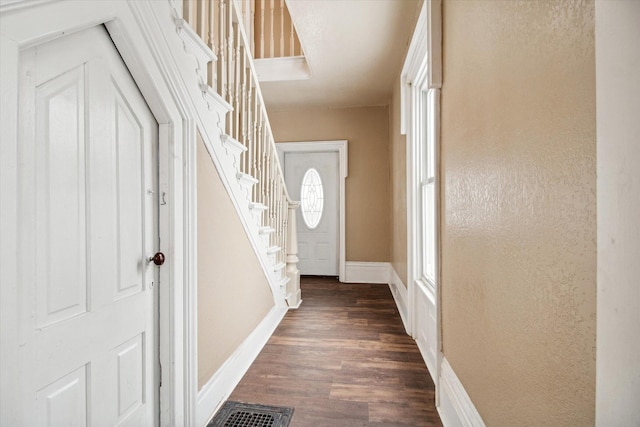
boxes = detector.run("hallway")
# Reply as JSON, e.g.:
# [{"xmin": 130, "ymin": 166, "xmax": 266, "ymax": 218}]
[{"xmin": 229, "ymin": 277, "xmax": 442, "ymax": 426}]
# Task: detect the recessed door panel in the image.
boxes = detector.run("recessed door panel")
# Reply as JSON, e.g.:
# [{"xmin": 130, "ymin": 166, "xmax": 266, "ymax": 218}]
[
  {"xmin": 115, "ymin": 334, "xmax": 144, "ymax": 420},
  {"xmin": 35, "ymin": 66, "xmax": 88, "ymax": 328},
  {"xmin": 36, "ymin": 365, "xmax": 88, "ymax": 427},
  {"xmin": 115, "ymin": 87, "xmax": 144, "ymax": 299}
]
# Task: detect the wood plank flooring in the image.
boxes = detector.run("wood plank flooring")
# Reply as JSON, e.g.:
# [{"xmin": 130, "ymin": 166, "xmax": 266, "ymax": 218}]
[{"xmin": 229, "ymin": 276, "xmax": 442, "ymax": 426}]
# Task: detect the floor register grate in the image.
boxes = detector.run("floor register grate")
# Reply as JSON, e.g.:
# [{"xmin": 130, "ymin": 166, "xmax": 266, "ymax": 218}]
[{"xmin": 207, "ymin": 401, "xmax": 294, "ymax": 427}]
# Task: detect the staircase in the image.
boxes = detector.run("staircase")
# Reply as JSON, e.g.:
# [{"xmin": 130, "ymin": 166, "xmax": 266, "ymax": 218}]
[{"xmin": 178, "ymin": 0, "xmax": 301, "ymax": 308}]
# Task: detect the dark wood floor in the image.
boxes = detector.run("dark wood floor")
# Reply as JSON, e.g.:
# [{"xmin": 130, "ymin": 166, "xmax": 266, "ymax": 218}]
[{"xmin": 229, "ymin": 276, "xmax": 442, "ymax": 426}]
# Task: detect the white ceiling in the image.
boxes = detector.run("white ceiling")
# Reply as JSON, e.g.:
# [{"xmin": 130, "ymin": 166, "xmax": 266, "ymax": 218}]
[{"xmin": 260, "ymin": 0, "xmax": 422, "ymax": 110}]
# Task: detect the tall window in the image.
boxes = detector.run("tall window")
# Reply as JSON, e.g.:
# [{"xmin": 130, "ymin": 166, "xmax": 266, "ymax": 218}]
[
  {"xmin": 412, "ymin": 89, "xmax": 438, "ymax": 290},
  {"xmin": 421, "ymin": 90, "xmax": 437, "ymax": 286}
]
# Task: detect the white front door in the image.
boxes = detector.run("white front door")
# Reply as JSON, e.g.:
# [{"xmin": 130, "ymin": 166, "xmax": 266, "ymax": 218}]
[
  {"xmin": 284, "ymin": 152, "xmax": 339, "ymax": 276},
  {"xmin": 8, "ymin": 25, "xmax": 159, "ymax": 426}
]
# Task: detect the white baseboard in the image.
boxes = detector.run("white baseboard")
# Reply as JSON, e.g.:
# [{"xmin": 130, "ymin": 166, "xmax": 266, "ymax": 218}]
[
  {"xmin": 344, "ymin": 261, "xmax": 390, "ymax": 284},
  {"xmin": 438, "ymin": 358, "xmax": 485, "ymax": 427},
  {"xmin": 388, "ymin": 266, "xmax": 410, "ymax": 334},
  {"xmin": 196, "ymin": 305, "xmax": 288, "ymax": 426}
]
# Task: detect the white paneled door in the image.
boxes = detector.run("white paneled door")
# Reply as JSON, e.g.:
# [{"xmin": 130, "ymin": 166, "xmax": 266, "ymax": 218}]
[
  {"xmin": 284, "ymin": 152, "xmax": 339, "ymax": 276},
  {"xmin": 11, "ymin": 26, "xmax": 160, "ymax": 426}
]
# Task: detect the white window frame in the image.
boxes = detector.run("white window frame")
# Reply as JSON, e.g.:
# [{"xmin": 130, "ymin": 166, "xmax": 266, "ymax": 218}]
[{"xmin": 401, "ymin": 0, "xmax": 442, "ymax": 387}]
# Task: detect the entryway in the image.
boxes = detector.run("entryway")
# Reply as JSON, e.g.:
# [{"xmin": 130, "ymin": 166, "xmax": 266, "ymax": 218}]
[{"xmin": 277, "ymin": 141, "xmax": 348, "ymax": 280}]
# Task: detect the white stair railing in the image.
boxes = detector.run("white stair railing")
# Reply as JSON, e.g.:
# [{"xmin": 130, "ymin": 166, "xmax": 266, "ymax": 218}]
[
  {"xmin": 183, "ymin": 0, "xmax": 301, "ymax": 308},
  {"xmin": 252, "ymin": 0, "xmax": 302, "ymax": 59}
]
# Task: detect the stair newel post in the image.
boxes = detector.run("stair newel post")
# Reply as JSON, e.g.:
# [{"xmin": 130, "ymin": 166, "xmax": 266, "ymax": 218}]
[{"xmin": 286, "ymin": 201, "xmax": 301, "ymax": 308}]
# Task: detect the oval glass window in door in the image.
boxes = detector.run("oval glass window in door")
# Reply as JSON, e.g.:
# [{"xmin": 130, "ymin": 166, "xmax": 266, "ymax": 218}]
[{"xmin": 300, "ymin": 168, "xmax": 324, "ymax": 229}]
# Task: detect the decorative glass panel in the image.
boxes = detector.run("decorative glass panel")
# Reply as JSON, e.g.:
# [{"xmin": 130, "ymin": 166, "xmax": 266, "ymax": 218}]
[{"xmin": 300, "ymin": 168, "xmax": 324, "ymax": 229}]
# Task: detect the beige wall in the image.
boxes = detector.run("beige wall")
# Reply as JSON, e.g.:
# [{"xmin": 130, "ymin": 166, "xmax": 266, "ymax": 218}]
[
  {"xmin": 441, "ymin": 0, "xmax": 596, "ymax": 425},
  {"xmin": 197, "ymin": 136, "xmax": 274, "ymax": 390},
  {"xmin": 389, "ymin": 82, "xmax": 408, "ymax": 286},
  {"xmin": 268, "ymin": 106, "xmax": 390, "ymax": 262}
]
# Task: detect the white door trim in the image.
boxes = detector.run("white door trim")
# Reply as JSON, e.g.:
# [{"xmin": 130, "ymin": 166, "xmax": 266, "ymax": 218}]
[
  {"xmin": 276, "ymin": 141, "xmax": 348, "ymax": 282},
  {"xmin": 0, "ymin": 1, "xmax": 213, "ymax": 425}
]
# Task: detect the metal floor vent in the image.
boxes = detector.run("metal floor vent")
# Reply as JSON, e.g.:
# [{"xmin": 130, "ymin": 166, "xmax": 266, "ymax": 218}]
[{"xmin": 207, "ymin": 401, "xmax": 294, "ymax": 427}]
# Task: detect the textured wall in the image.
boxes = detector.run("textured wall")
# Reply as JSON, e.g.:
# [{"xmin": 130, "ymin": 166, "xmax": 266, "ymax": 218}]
[
  {"xmin": 197, "ymin": 136, "xmax": 274, "ymax": 390},
  {"xmin": 389, "ymin": 81, "xmax": 408, "ymax": 286},
  {"xmin": 595, "ymin": 1, "xmax": 640, "ymax": 424},
  {"xmin": 441, "ymin": 0, "xmax": 596, "ymax": 425},
  {"xmin": 268, "ymin": 106, "xmax": 390, "ymax": 262}
]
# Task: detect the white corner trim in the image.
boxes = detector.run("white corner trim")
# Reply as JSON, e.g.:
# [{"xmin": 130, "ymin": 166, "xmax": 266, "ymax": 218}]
[
  {"xmin": 344, "ymin": 262, "xmax": 390, "ymax": 284},
  {"xmin": 388, "ymin": 266, "xmax": 409, "ymax": 334},
  {"xmin": 438, "ymin": 358, "xmax": 486, "ymax": 427},
  {"xmin": 196, "ymin": 305, "xmax": 288, "ymax": 426}
]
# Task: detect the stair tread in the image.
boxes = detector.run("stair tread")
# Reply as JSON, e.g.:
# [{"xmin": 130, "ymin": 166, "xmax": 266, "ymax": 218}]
[{"xmin": 221, "ymin": 134, "xmax": 247, "ymax": 152}]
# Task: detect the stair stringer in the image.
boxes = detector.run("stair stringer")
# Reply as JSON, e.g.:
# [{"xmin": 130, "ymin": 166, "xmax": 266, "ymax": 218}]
[{"xmin": 168, "ymin": 12, "xmax": 289, "ymax": 308}]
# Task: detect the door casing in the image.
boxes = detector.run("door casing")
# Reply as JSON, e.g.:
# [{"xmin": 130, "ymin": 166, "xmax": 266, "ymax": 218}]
[{"xmin": 276, "ymin": 141, "xmax": 348, "ymax": 282}]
